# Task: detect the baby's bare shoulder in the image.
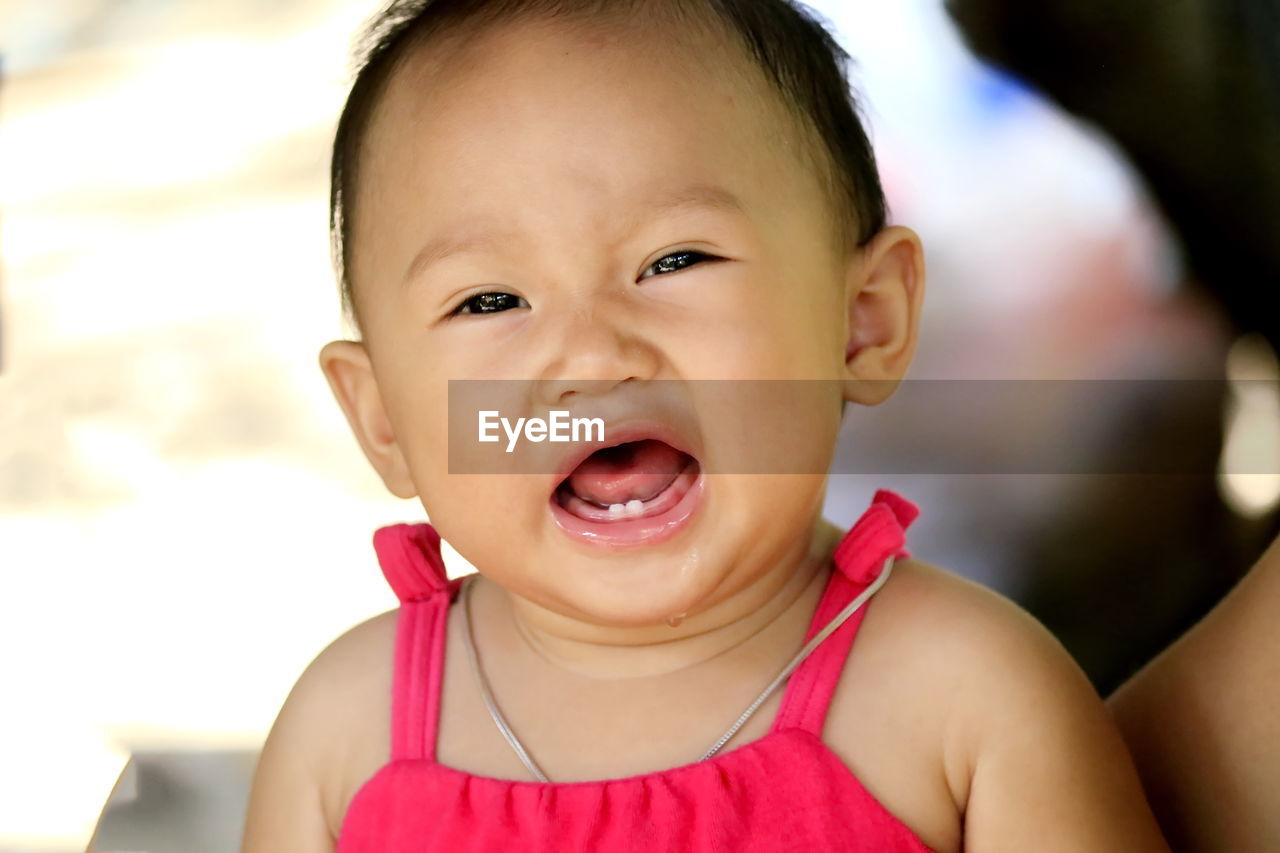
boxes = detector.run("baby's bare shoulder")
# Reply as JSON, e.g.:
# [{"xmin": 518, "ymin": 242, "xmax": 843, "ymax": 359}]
[
  {"xmin": 860, "ymin": 557, "xmax": 1108, "ymax": 749},
  {"xmin": 866, "ymin": 557, "xmax": 1071, "ymax": 666},
  {"xmin": 241, "ymin": 608, "xmax": 398, "ymax": 849},
  {"xmin": 823, "ymin": 558, "xmax": 1091, "ymax": 850},
  {"xmin": 841, "ymin": 558, "xmax": 1165, "ymax": 851}
]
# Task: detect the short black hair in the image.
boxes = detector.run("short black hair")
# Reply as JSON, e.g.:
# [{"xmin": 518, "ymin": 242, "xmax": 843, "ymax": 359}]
[{"xmin": 330, "ymin": 0, "xmax": 887, "ymax": 330}]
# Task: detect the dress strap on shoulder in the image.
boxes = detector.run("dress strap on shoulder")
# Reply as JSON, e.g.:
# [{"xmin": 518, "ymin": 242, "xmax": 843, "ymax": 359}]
[
  {"xmin": 373, "ymin": 522, "xmax": 461, "ymax": 762},
  {"xmin": 373, "ymin": 523, "xmax": 451, "ymax": 603},
  {"xmin": 771, "ymin": 489, "xmax": 919, "ymax": 737}
]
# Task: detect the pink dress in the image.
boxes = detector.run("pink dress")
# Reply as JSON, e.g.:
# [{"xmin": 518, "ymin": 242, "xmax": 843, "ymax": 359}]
[{"xmin": 338, "ymin": 488, "xmax": 934, "ymax": 851}]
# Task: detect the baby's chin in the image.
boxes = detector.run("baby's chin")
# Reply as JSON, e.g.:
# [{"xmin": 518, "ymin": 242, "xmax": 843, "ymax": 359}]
[
  {"xmin": 540, "ymin": 543, "xmax": 725, "ymax": 629},
  {"xmin": 519, "ymin": 524, "xmax": 815, "ymax": 637}
]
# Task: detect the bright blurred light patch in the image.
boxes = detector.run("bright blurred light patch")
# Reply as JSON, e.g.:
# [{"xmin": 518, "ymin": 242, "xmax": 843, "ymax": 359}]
[
  {"xmin": 0, "ymin": 24, "xmax": 355, "ymax": 207},
  {"xmin": 0, "ymin": 3, "xmax": 395, "ymax": 845},
  {"xmin": 0, "ymin": 718, "xmax": 129, "ymax": 848},
  {"xmin": 1219, "ymin": 334, "xmax": 1280, "ymax": 517}
]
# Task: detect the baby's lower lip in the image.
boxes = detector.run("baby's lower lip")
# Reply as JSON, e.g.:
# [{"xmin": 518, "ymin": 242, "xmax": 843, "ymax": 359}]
[{"xmin": 550, "ymin": 462, "xmax": 703, "ymax": 549}]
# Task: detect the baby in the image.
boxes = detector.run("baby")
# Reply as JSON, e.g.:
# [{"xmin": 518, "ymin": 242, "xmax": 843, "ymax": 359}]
[{"xmin": 241, "ymin": 1, "xmax": 1169, "ymax": 850}]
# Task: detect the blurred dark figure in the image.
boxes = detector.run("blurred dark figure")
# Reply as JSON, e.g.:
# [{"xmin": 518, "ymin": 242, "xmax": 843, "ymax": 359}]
[
  {"xmin": 947, "ymin": 0, "xmax": 1280, "ymax": 673},
  {"xmin": 948, "ymin": 1, "xmax": 1280, "ymax": 848},
  {"xmin": 945, "ymin": 0, "xmax": 1280, "ymax": 691}
]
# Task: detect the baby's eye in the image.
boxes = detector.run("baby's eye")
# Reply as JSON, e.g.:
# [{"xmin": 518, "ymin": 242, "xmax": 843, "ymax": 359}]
[
  {"xmin": 640, "ymin": 250, "xmax": 717, "ymax": 280},
  {"xmin": 450, "ymin": 291, "xmax": 530, "ymax": 316}
]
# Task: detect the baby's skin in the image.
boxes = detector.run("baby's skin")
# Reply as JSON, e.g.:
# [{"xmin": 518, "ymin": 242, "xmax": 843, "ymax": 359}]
[{"xmin": 242, "ymin": 15, "xmax": 1168, "ymax": 852}]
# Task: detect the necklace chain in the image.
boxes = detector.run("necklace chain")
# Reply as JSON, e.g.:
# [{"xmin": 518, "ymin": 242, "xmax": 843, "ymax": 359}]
[{"xmin": 458, "ymin": 556, "xmax": 895, "ymax": 783}]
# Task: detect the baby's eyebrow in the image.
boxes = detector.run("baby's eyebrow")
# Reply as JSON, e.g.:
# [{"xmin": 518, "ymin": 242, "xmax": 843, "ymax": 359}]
[
  {"xmin": 644, "ymin": 182, "xmax": 747, "ymax": 220},
  {"xmin": 402, "ymin": 182, "xmax": 747, "ymax": 286}
]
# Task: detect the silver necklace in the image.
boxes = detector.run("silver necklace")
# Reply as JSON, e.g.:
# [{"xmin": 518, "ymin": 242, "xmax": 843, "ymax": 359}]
[{"xmin": 458, "ymin": 556, "xmax": 895, "ymax": 783}]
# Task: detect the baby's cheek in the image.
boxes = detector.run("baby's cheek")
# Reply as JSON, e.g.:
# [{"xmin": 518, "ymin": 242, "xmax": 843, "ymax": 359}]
[
  {"xmin": 773, "ymin": 294, "xmax": 850, "ymax": 375},
  {"xmin": 417, "ymin": 473, "xmax": 539, "ymax": 558},
  {"xmin": 706, "ymin": 297, "xmax": 842, "ymax": 380}
]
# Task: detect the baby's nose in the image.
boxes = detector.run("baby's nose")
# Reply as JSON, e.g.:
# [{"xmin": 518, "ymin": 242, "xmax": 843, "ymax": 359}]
[{"xmin": 534, "ymin": 300, "xmax": 663, "ymax": 404}]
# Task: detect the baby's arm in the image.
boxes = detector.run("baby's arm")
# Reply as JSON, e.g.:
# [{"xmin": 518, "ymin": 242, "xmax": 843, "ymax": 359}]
[
  {"xmin": 240, "ymin": 651, "xmax": 341, "ymax": 852},
  {"xmin": 875, "ymin": 562, "xmax": 1169, "ymax": 851},
  {"xmin": 1109, "ymin": 532, "xmax": 1280, "ymax": 851},
  {"xmin": 241, "ymin": 611, "xmax": 394, "ymax": 852},
  {"xmin": 959, "ymin": 595, "xmax": 1167, "ymax": 850}
]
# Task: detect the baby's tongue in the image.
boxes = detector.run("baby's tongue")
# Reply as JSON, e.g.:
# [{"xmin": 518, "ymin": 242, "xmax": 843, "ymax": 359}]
[{"xmin": 567, "ymin": 439, "xmax": 685, "ymax": 507}]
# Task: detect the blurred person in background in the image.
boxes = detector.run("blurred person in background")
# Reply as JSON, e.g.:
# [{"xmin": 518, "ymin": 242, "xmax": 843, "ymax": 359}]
[{"xmin": 949, "ymin": 0, "xmax": 1280, "ymax": 848}]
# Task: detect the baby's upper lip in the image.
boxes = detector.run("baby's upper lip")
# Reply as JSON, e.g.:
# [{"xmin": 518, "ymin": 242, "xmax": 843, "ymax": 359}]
[{"xmin": 550, "ymin": 416, "xmax": 702, "ymax": 492}]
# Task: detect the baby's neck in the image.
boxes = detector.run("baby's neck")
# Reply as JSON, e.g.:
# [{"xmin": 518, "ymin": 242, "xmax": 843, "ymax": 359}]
[{"xmin": 481, "ymin": 518, "xmax": 843, "ymax": 681}]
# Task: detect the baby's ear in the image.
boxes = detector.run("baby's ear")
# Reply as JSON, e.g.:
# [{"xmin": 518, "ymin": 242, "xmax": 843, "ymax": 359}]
[
  {"xmin": 842, "ymin": 225, "xmax": 926, "ymax": 406},
  {"xmin": 319, "ymin": 340, "xmax": 417, "ymax": 499}
]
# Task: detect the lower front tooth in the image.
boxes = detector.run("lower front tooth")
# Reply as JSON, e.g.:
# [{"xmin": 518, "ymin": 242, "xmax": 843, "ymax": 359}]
[
  {"xmin": 609, "ymin": 503, "xmax": 625, "ymax": 516},
  {"xmin": 625, "ymin": 499, "xmax": 644, "ymax": 516}
]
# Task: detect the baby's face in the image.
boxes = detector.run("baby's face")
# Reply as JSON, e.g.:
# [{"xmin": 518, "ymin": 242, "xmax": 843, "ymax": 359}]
[{"xmin": 332, "ymin": 18, "xmax": 907, "ymax": 627}]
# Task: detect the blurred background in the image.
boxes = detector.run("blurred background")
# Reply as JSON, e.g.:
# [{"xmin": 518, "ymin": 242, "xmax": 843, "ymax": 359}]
[{"xmin": 1, "ymin": 0, "xmax": 1277, "ymax": 850}]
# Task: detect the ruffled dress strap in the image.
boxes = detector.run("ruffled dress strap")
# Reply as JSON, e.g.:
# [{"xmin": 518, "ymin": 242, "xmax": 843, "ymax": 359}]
[
  {"xmin": 771, "ymin": 489, "xmax": 920, "ymax": 736},
  {"xmin": 372, "ymin": 523, "xmax": 464, "ymax": 762}
]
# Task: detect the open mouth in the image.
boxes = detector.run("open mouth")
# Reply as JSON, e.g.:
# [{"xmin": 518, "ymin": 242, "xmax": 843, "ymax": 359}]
[
  {"xmin": 555, "ymin": 439, "xmax": 699, "ymax": 520},
  {"xmin": 550, "ymin": 438, "xmax": 703, "ymax": 546}
]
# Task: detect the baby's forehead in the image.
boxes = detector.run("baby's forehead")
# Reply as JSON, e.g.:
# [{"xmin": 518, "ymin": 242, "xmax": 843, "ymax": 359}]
[
  {"xmin": 361, "ymin": 17, "xmax": 810, "ymax": 206},
  {"xmin": 371, "ymin": 13, "xmax": 792, "ymax": 150}
]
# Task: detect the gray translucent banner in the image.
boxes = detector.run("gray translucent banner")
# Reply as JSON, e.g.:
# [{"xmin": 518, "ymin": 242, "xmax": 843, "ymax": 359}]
[{"xmin": 447, "ymin": 379, "xmax": 1279, "ymax": 475}]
